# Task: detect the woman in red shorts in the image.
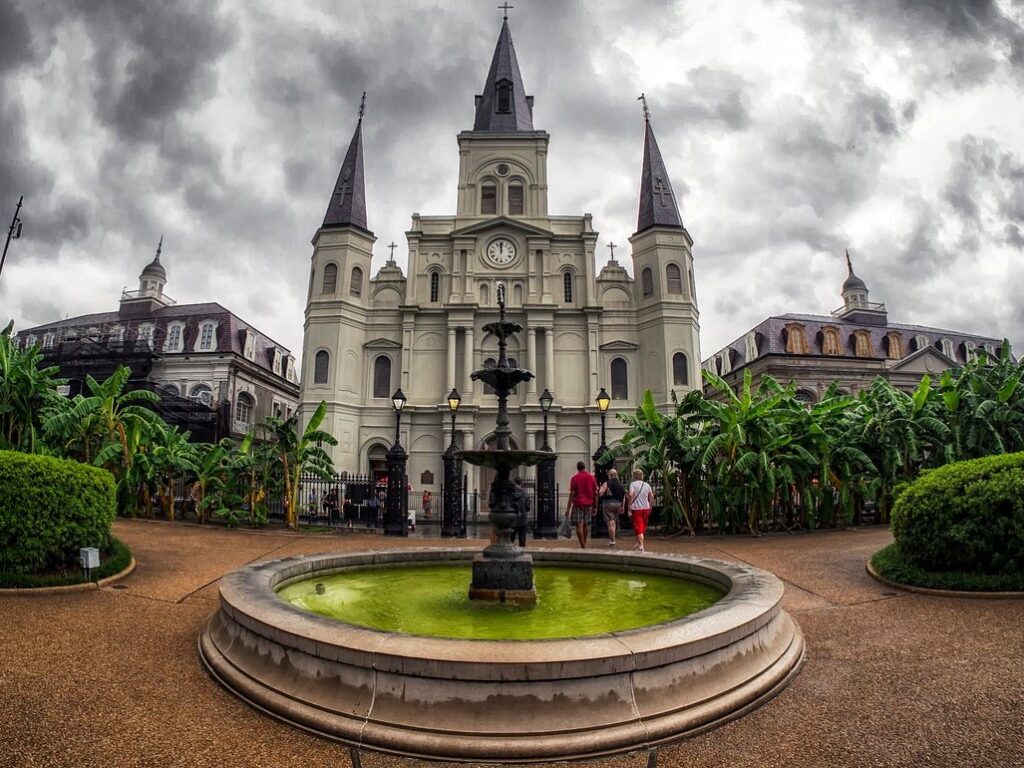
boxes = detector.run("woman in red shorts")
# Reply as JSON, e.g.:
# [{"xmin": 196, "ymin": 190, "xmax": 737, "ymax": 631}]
[{"xmin": 626, "ymin": 468, "xmax": 654, "ymax": 552}]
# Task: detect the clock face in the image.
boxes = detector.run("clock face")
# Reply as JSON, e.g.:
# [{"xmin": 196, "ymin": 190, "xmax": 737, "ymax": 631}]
[{"xmin": 486, "ymin": 238, "xmax": 517, "ymax": 266}]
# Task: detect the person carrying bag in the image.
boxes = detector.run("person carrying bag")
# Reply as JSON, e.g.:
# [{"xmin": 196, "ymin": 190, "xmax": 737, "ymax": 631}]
[{"xmin": 626, "ymin": 468, "xmax": 655, "ymax": 552}]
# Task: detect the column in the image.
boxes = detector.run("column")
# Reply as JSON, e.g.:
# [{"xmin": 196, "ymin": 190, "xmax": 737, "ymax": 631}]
[
  {"xmin": 463, "ymin": 326, "xmax": 475, "ymax": 400},
  {"xmin": 544, "ymin": 328, "xmax": 555, "ymax": 394},
  {"xmin": 446, "ymin": 328, "xmax": 457, "ymax": 393},
  {"xmin": 526, "ymin": 327, "xmax": 537, "ymax": 395}
]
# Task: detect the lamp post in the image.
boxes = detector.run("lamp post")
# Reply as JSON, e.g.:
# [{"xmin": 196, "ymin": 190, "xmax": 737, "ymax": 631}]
[
  {"xmin": 0, "ymin": 196, "xmax": 24, "ymax": 286},
  {"xmin": 442, "ymin": 387, "xmax": 464, "ymax": 538},
  {"xmin": 534, "ymin": 388, "xmax": 558, "ymax": 539},
  {"xmin": 385, "ymin": 388, "xmax": 409, "ymax": 536},
  {"xmin": 592, "ymin": 387, "xmax": 612, "ymax": 538}
]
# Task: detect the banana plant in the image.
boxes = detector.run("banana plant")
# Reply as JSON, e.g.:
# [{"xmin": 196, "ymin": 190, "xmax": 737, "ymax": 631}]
[{"xmin": 262, "ymin": 401, "xmax": 337, "ymax": 529}]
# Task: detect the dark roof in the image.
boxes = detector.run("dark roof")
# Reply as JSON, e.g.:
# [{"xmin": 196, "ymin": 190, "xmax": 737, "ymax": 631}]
[
  {"xmin": 17, "ymin": 302, "xmax": 295, "ymax": 380},
  {"xmin": 473, "ymin": 20, "xmax": 534, "ymax": 131},
  {"xmin": 704, "ymin": 312, "xmax": 1006, "ymax": 370},
  {"xmin": 636, "ymin": 118, "xmax": 683, "ymax": 234},
  {"xmin": 322, "ymin": 118, "xmax": 369, "ymax": 231}
]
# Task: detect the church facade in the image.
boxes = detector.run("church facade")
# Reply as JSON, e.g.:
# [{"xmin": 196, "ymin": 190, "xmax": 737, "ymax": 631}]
[{"xmin": 299, "ymin": 19, "xmax": 700, "ymax": 493}]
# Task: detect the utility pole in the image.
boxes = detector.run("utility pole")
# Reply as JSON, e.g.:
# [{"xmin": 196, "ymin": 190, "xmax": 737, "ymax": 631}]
[{"xmin": 0, "ymin": 196, "xmax": 24, "ymax": 285}]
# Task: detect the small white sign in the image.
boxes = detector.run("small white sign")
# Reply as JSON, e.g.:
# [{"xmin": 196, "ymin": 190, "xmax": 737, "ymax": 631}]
[{"xmin": 56, "ymin": 385, "xmax": 71, "ymax": 396}]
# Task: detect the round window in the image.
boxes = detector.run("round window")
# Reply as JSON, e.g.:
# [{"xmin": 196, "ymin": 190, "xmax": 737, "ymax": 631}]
[{"xmin": 496, "ymin": 163, "xmax": 510, "ymax": 176}]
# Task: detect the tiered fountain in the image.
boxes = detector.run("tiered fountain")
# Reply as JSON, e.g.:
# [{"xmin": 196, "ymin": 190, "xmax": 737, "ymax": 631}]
[
  {"xmin": 460, "ymin": 283, "xmax": 547, "ymax": 602},
  {"xmin": 198, "ymin": 287, "xmax": 805, "ymax": 763}
]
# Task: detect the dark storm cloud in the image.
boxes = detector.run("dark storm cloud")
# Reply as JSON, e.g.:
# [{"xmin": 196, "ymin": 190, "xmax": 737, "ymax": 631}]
[{"xmin": 943, "ymin": 135, "xmax": 1024, "ymax": 236}]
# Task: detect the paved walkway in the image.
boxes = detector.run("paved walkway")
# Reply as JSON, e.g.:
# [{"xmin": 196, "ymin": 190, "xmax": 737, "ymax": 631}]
[{"xmin": 2, "ymin": 520, "xmax": 1021, "ymax": 767}]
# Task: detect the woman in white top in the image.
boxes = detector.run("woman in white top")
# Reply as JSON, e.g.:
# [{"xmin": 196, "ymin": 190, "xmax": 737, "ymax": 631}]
[{"xmin": 626, "ymin": 468, "xmax": 655, "ymax": 552}]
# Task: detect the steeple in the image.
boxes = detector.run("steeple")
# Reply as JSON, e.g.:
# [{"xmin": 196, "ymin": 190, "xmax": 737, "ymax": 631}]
[
  {"xmin": 322, "ymin": 94, "xmax": 369, "ymax": 232},
  {"xmin": 834, "ymin": 249, "xmax": 886, "ymax": 325},
  {"xmin": 635, "ymin": 97, "xmax": 683, "ymax": 234},
  {"xmin": 842, "ymin": 249, "xmax": 867, "ymax": 294},
  {"xmin": 473, "ymin": 19, "xmax": 535, "ymax": 131},
  {"xmin": 140, "ymin": 235, "xmax": 166, "ymax": 282}
]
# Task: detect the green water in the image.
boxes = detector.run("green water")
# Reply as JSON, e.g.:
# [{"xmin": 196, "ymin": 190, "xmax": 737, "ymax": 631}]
[{"xmin": 276, "ymin": 564, "xmax": 724, "ymax": 640}]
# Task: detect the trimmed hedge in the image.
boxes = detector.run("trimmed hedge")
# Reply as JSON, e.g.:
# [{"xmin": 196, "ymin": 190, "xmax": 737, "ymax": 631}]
[
  {"xmin": 891, "ymin": 452, "xmax": 1024, "ymax": 575},
  {"xmin": 871, "ymin": 543, "xmax": 1024, "ymax": 592},
  {"xmin": 0, "ymin": 537, "xmax": 131, "ymax": 588},
  {"xmin": 0, "ymin": 451, "xmax": 116, "ymax": 575}
]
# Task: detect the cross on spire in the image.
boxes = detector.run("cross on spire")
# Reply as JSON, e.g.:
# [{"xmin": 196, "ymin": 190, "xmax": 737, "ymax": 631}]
[
  {"xmin": 387, "ymin": 241, "xmax": 398, "ymax": 261},
  {"xmin": 498, "ymin": 2, "xmax": 514, "ymax": 20},
  {"xmin": 638, "ymin": 92, "xmax": 650, "ymax": 122},
  {"xmin": 333, "ymin": 170, "xmax": 352, "ymax": 205},
  {"xmin": 606, "ymin": 242, "xmax": 618, "ymax": 262},
  {"xmin": 358, "ymin": 91, "xmax": 366, "ymax": 120},
  {"xmin": 653, "ymin": 176, "xmax": 672, "ymax": 207}
]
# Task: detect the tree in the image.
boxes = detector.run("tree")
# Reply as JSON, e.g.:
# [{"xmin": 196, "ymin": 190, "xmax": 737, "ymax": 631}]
[
  {"xmin": 0, "ymin": 323, "xmax": 66, "ymax": 453},
  {"xmin": 262, "ymin": 402, "xmax": 337, "ymax": 529}
]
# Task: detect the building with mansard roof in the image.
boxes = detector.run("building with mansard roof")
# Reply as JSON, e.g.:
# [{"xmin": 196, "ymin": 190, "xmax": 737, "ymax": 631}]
[
  {"xmin": 16, "ymin": 241, "xmax": 300, "ymax": 441},
  {"xmin": 701, "ymin": 252, "xmax": 1009, "ymax": 402},
  {"xmin": 300, "ymin": 18, "xmax": 700, "ymax": 493}
]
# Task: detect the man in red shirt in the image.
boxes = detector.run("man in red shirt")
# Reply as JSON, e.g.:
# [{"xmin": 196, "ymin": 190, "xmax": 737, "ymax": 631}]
[{"xmin": 566, "ymin": 461, "xmax": 598, "ymax": 549}]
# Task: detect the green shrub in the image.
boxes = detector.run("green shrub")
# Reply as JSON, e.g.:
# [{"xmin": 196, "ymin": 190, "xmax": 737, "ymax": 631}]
[
  {"xmin": 0, "ymin": 537, "xmax": 131, "ymax": 588},
  {"xmin": 0, "ymin": 450, "xmax": 116, "ymax": 575},
  {"xmin": 891, "ymin": 452, "xmax": 1024, "ymax": 574},
  {"xmin": 871, "ymin": 543, "xmax": 1024, "ymax": 592}
]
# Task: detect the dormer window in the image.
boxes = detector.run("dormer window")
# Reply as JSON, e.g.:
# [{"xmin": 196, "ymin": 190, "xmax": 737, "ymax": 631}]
[
  {"xmin": 197, "ymin": 321, "xmax": 217, "ymax": 352},
  {"xmin": 42, "ymin": 332, "xmax": 55, "ymax": 350},
  {"xmin": 481, "ymin": 183, "xmax": 497, "ymax": 215},
  {"xmin": 272, "ymin": 349, "xmax": 283, "ymax": 376},
  {"xmin": 244, "ymin": 331, "xmax": 256, "ymax": 360},
  {"xmin": 164, "ymin": 322, "xmax": 184, "ymax": 353},
  {"xmin": 137, "ymin": 323, "xmax": 155, "ymax": 351},
  {"xmin": 496, "ymin": 80, "xmax": 512, "ymax": 113},
  {"xmin": 286, "ymin": 356, "xmax": 296, "ymax": 382}
]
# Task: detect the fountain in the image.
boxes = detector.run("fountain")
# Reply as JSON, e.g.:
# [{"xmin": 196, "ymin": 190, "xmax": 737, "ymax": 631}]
[
  {"xmin": 459, "ymin": 282, "xmax": 547, "ymax": 603},
  {"xmin": 197, "ymin": 287, "xmax": 806, "ymax": 762}
]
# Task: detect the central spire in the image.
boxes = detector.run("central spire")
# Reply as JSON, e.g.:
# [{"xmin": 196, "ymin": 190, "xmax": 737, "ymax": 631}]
[
  {"xmin": 473, "ymin": 19, "xmax": 534, "ymax": 131},
  {"xmin": 635, "ymin": 98, "xmax": 684, "ymax": 234},
  {"xmin": 322, "ymin": 93, "xmax": 369, "ymax": 232}
]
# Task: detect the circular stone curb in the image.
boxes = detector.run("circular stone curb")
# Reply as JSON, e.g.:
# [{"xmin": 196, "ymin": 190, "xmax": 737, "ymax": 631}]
[
  {"xmin": 0, "ymin": 557, "xmax": 136, "ymax": 596},
  {"xmin": 866, "ymin": 559, "xmax": 1024, "ymax": 599},
  {"xmin": 200, "ymin": 547, "xmax": 805, "ymax": 763}
]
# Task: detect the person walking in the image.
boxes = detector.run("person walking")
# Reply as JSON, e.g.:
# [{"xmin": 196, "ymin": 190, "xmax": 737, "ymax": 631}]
[
  {"xmin": 566, "ymin": 461, "xmax": 597, "ymax": 549},
  {"xmin": 598, "ymin": 468, "xmax": 626, "ymax": 547},
  {"xmin": 422, "ymin": 490, "xmax": 432, "ymax": 519},
  {"xmin": 626, "ymin": 468, "xmax": 655, "ymax": 552}
]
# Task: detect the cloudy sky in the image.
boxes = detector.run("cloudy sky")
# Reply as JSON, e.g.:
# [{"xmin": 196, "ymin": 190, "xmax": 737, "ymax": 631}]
[{"xmin": 2, "ymin": 0, "xmax": 1024, "ymax": 362}]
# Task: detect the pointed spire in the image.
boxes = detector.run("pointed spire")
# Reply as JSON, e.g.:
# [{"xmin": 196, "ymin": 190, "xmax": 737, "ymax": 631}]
[
  {"xmin": 842, "ymin": 248, "xmax": 867, "ymax": 293},
  {"xmin": 141, "ymin": 235, "xmax": 167, "ymax": 280},
  {"xmin": 635, "ymin": 100, "xmax": 683, "ymax": 234},
  {"xmin": 473, "ymin": 19, "xmax": 534, "ymax": 131},
  {"xmin": 322, "ymin": 94, "xmax": 369, "ymax": 232}
]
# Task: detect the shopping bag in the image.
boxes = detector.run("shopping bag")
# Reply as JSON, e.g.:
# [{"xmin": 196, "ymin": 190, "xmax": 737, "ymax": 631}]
[{"xmin": 558, "ymin": 515, "xmax": 572, "ymax": 539}]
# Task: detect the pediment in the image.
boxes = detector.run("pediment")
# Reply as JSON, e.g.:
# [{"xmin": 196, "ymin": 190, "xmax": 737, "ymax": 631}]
[
  {"xmin": 887, "ymin": 345, "xmax": 957, "ymax": 374},
  {"xmin": 450, "ymin": 216, "xmax": 552, "ymax": 238},
  {"xmin": 599, "ymin": 340, "xmax": 639, "ymax": 351},
  {"xmin": 363, "ymin": 337, "xmax": 402, "ymax": 349}
]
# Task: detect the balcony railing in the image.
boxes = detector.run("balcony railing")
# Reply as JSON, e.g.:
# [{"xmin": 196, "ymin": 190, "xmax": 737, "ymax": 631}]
[
  {"xmin": 831, "ymin": 301, "xmax": 886, "ymax": 316},
  {"xmin": 121, "ymin": 288, "xmax": 176, "ymax": 305}
]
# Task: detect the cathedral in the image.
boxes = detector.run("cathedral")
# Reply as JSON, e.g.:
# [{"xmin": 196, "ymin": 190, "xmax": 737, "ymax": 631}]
[{"xmin": 299, "ymin": 18, "xmax": 700, "ymax": 494}]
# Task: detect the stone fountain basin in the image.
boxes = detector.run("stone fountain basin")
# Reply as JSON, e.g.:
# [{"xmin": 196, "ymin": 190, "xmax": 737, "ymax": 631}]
[{"xmin": 198, "ymin": 548, "xmax": 804, "ymax": 764}]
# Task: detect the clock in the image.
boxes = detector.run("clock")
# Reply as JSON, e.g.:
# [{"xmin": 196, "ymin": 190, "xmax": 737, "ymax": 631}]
[{"xmin": 486, "ymin": 237, "xmax": 517, "ymax": 266}]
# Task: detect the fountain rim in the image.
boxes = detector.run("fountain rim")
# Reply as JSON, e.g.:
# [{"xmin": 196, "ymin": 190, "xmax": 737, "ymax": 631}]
[{"xmin": 216, "ymin": 548, "xmax": 784, "ymax": 680}]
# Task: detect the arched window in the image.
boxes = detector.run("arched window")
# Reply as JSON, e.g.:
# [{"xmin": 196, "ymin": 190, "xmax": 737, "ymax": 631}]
[
  {"xmin": 611, "ymin": 358, "xmax": 628, "ymax": 400},
  {"xmin": 429, "ymin": 271, "xmax": 441, "ymax": 303},
  {"xmin": 784, "ymin": 323, "xmax": 809, "ymax": 354},
  {"xmin": 673, "ymin": 352, "xmax": 689, "ymax": 386},
  {"xmin": 313, "ymin": 350, "xmax": 329, "ymax": 384},
  {"xmin": 940, "ymin": 338, "xmax": 955, "ymax": 359},
  {"xmin": 886, "ymin": 333, "xmax": 904, "ymax": 360},
  {"xmin": 641, "ymin": 267, "xmax": 654, "ymax": 298},
  {"xmin": 137, "ymin": 323, "xmax": 155, "ymax": 351},
  {"xmin": 508, "ymin": 182, "xmax": 524, "ymax": 215},
  {"xmin": 795, "ymin": 389, "xmax": 817, "ymax": 405},
  {"xmin": 235, "ymin": 392, "xmax": 254, "ymax": 426},
  {"xmin": 198, "ymin": 322, "xmax": 216, "ymax": 351},
  {"xmin": 164, "ymin": 323, "xmax": 183, "ymax": 353},
  {"xmin": 160, "ymin": 383, "xmax": 180, "ymax": 397},
  {"xmin": 666, "ymin": 264, "xmax": 683, "ymax": 294},
  {"xmin": 562, "ymin": 271, "xmax": 574, "ymax": 303},
  {"xmin": 913, "ymin": 334, "xmax": 929, "ymax": 352},
  {"xmin": 852, "ymin": 330, "xmax": 874, "ymax": 358},
  {"xmin": 821, "ymin": 327, "xmax": 842, "ymax": 356},
  {"xmin": 189, "ymin": 384, "xmax": 213, "ymax": 406},
  {"xmin": 481, "ymin": 183, "xmax": 497, "ymax": 215},
  {"xmin": 350, "ymin": 266, "xmax": 363, "ymax": 297},
  {"xmin": 322, "ymin": 263, "xmax": 338, "ymax": 293},
  {"xmin": 496, "ymin": 80, "xmax": 512, "ymax": 113},
  {"xmin": 373, "ymin": 355, "xmax": 392, "ymax": 398}
]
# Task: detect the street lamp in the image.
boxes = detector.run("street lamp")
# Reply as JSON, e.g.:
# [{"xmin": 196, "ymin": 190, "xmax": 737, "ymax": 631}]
[
  {"xmin": 442, "ymin": 388, "xmax": 463, "ymax": 538},
  {"xmin": 592, "ymin": 388, "xmax": 613, "ymax": 538},
  {"xmin": 0, "ymin": 196, "xmax": 24, "ymax": 286},
  {"xmin": 385, "ymin": 387, "xmax": 409, "ymax": 537},
  {"xmin": 596, "ymin": 387, "xmax": 611, "ymax": 449},
  {"xmin": 535, "ymin": 388, "xmax": 558, "ymax": 539}
]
